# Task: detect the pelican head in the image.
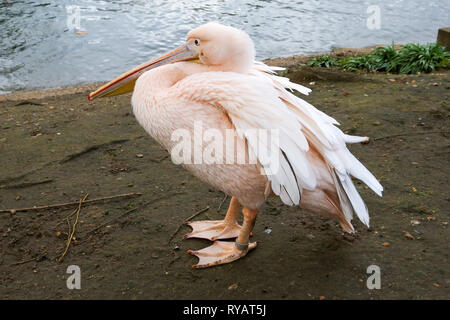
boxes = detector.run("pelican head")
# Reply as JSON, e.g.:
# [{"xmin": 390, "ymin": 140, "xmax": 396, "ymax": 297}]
[
  {"xmin": 187, "ymin": 22, "xmax": 255, "ymax": 73},
  {"xmin": 88, "ymin": 22, "xmax": 255, "ymax": 101}
]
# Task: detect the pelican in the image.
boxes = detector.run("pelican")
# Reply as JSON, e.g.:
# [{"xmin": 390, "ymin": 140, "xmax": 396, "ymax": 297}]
[{"xmin": 89, "ymin": 23, "xmax": 383, "ymax": 268}]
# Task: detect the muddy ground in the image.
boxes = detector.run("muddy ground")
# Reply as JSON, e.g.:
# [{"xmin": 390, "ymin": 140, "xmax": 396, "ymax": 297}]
[{"xmin": 0, "ymin": 64, "xmax": 448, "ymax": 300}]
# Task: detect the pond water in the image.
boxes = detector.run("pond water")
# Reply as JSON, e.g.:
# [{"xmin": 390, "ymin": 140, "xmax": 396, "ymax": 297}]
[{"xmin": 0, "ymin": 0, "xmax": 448, "ymax": 94}]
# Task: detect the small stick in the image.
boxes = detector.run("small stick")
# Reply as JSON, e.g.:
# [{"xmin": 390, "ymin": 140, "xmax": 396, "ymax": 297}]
[
  {"xmin": 58, "ymin": 194, "xmax": 89, "ymax": 262},
  {"xmin": 148, "ymin": 154, "xmax": 169, "ymax": 163},
  {"xmin": 185, "ymin": 206, "xmax": 210, "ymax": 222},
  {"xmin": 0, "ymin": 192, "xmax": 142, "ymax": 214},
  {"xmin": 166, "ymin": 255, "xmax": 181, "ymax": 270},
  {"xmin": 0, "ymin": 179, "xmax": 53, "ymax": 190},
  {"xmin": 59, "ymin": 139, "xmax": 129, "ymax": 164},
  {"xmin": 14, "ymin": 101, "xmax": 43, "ymax": 106},
  {"xmin": 217, "ymin": 194, "xmax": 228, "ymax": 211},
  {"xmin": 374, "ymin": 131, "xmax": 449, "ymax": 141},
  {"xmin": 10, "ymin": 257, "xmax": 37, "ymax": 266},
  {"xmin": 168, "ymin": 206, "xmax": 210, "ymax": 243},
  {"xmin": 84, "ymin": 207, "xmax": 138, "ymax": 236},
  {"xmin": 85, "ymin": 191, "xmax": 184, "ymax": 236},
  {"xmin": 55, "ymin": 206, "xmax": 79, "ymax": 226}
]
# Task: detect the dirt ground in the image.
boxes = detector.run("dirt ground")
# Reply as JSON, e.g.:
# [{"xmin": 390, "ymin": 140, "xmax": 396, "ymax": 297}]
[{"xmin": 0, "ymin": 63, "xmax": 448, "ymax": 300}]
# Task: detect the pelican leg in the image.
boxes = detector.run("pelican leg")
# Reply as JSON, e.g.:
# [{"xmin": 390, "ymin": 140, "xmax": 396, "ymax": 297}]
[
  {"xmin": 184, "ymin": 196, "xmax": 242, "ymax": 241},
  {"xmin": 188, "ymin": 207, "xmax": 258, "ymax": 268}
]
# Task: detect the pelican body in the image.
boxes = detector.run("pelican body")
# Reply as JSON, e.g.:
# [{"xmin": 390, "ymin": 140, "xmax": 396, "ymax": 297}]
[{"xmin": 89, "ymin": 23, "xmax": 383, "ymax": 268}]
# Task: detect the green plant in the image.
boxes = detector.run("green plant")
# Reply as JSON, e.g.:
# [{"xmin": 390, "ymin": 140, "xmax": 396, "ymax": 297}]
[
  {"xmin": 438, "ymin": 58, "xmax": 450, "ymax": 69},
  {"xmin": 394, "ymin": 43, "xmax": 450, "ymax": 74},
  {"xmin": 371, "ymin": 43, "xmax": 399, "ymax": 72},
  {"xmin": 307, "ymin": 43, "xmax": 450, "ymax": 74},
  {"xmin": 339, "ymin": 55, "xmax": 379, "ymax": 71},
  {"xmin": 307, "ymin": 55, "xmax": 339, "ymax": 68}
]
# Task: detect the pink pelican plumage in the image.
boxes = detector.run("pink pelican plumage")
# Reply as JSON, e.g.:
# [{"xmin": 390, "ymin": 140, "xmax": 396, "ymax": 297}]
[{"xmin": 88, "ymin": 23, "xmax": 383, "ymax": 268}]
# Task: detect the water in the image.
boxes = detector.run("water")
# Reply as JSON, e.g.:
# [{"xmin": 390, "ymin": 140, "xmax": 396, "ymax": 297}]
[{"xmin": 0, "ymin": 0, "xmax": 449, "ymax": 94}]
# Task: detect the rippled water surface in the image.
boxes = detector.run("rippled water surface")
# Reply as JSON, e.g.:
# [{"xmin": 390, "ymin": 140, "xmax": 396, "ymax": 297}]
[{"xmin": 0, "ymin": 0, "xmax": 449, "ymax": 94}]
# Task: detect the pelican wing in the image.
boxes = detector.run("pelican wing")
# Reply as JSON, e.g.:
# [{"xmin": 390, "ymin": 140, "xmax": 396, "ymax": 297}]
[
  {"xmin": 174, "ymin": 71, "xmax": 316, "ymax": 206},
  {"xmin": 173, "ymin": 65, "xmax": 383, "ymax": 227},
  {"xmin": 253, "ymin": 61, "xmax": 383, "ymax": 226}
]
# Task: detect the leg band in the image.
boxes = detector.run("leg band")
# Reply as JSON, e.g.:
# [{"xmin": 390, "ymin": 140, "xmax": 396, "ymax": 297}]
[{"xmin": 235, "ymin": 240, "xmax": 249, "ymax": 251}]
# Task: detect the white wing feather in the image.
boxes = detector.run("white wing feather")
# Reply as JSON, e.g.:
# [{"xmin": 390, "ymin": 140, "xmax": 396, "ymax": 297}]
[
  {"xmin": 253, "ymin": 61, "xmax": 383, "ymax": 226},
  {"xmin": 175, "ymin": 71, "xmax": 314, "ymax": 206},
  {"xmin": 175, "ymin": 63, "xmax": 383, "ymax": 227}
]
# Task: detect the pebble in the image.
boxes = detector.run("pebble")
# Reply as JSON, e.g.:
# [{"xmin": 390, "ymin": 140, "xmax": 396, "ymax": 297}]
[
  {"xmin": 228, "ymin": 283, "xmax": 238, "ymax": 290},
  {"xmin": 403, "ymin": 231, "xmax": 415, "ymax": 240}
]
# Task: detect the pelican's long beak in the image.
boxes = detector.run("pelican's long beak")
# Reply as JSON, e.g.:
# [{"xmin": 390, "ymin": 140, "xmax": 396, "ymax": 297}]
[{"xmin": 88, "ymin": 44, "xmax": 198, "ymax": 101}]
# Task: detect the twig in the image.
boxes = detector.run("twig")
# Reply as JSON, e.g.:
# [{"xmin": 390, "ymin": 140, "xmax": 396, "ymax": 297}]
[
  {"xmin": 166, "ymin": 255, "xmax": 181, "ymax": 270},
  {"xmin": 168, "ymin": 206, "xmax": 210, "ymax": 243},
  {"xmin": 84, "ymin": 207, "xmax": 138, "ymax": 236},
  {"xmin": 59, "ymin": 139, "xmax": 129, "ymax": 164},
  {"xmin": 0, "ymin": 179, "xmax": 53, "ymax": 190},
  {"xmin": 14, "ymin": 101, "xmax": 43, "ymax": 106},
  {"xmin": 148, "ymin": 154, "xmax": 169, "ymax": 163},
  {"xmin": 0, "ymin": 192, "xmax": 142, "ymax": 214},
  {"xmin": 0, "ymin": 135, "xmax": 144, "ymax": 185},
  {"xmin": 10, "ymin": 257, "xmax": 37, "ymax": 266},
  {"xmin": 0, "ymin": 166, "xmax": 50, "ymax": 185},
  {"xmin": 374, "ymin": 131, "xmax": 449, "ymax": 141},
  {"xmin": 56, "ymin": 205, "xmax": 81, "ymax": 226},
  {"xmin": 185, "ymin": 206, "xmax": 210, "ymax": 222},
  {"xmin": 58, "ymin": 194, "xmax": 89, "ymax": 262},
  {"xmin": 85, "ymin": 191, "xmax": 184, "ymax": 236},
  {"xmin": 217, "ymin": 194, "xmax": 228, "ymax": 211}
]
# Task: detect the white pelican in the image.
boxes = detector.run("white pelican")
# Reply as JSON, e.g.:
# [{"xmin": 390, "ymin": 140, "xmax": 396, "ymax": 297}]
[{"xmin": 89, "ymin": 23, "xmax": 383, "ymax": 268}]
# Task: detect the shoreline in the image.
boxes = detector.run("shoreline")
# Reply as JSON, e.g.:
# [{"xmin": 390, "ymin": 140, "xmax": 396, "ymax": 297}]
[{"xmin": 0, "ymin": 45, "xmax": 394, "ymax": 103}]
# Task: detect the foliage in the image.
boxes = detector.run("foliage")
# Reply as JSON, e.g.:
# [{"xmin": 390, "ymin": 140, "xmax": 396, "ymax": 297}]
[
  {"xmin": 307, "ymin": 55, "xmax": 339, "ymax": 68},
  {"xmin": 394, "ymin": 43, "xmax": 450, "ymax": 74},
  {"xmin": 307, "ymin": 43, "xmax": 450, "ymax": 74}
]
